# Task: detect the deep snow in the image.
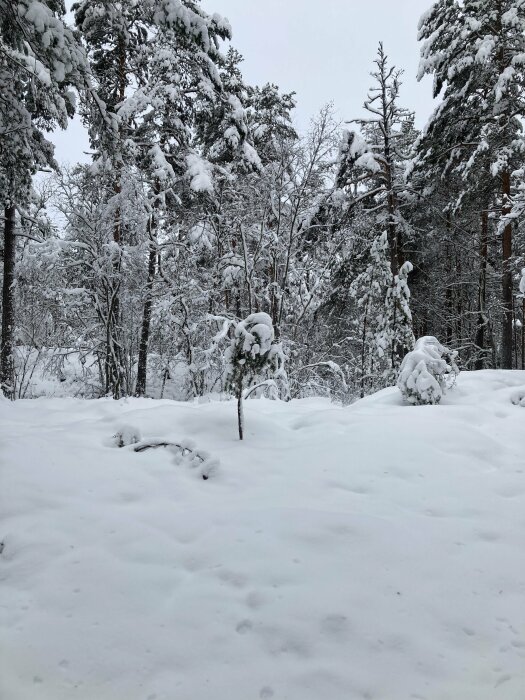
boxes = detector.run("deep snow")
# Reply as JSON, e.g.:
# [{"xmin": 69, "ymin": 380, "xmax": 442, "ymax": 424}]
[{"xmin": 1, "ymin": 371, "xmax": 524, "ymax": 700}]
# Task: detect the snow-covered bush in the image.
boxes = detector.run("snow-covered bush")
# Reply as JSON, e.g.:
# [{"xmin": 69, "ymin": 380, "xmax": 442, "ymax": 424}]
[
  {"xmin": 397, "ymin": 336, "xmax": 459, "ymax": 406},
  {"xmin": 114, "ymin": 425, "xmax": 142, "ymax": 448},
  {"xmin": 224, "ymin": 313, "xmax": 287, "ymax": 440}
]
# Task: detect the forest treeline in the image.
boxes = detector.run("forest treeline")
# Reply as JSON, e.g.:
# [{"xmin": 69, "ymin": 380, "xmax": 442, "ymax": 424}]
[{"xmin": 2, "ymin": 0, "xmax": 525, "ymax": 401}]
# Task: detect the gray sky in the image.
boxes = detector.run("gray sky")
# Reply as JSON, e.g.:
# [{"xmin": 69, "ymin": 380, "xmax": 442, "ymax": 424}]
[{"xmin": 52, "ymin": 0, "xmax": 435, "ymax": 164}]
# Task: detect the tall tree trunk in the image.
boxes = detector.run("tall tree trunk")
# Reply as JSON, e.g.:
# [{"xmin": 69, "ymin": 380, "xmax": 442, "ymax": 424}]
[
  {"xmin": 475, "ymin": 208, "xmax": 489, "ymax": 369},
  {"xmin": 444, "ymin": 215, "xmax": 454, "ymax": 346},
  {"xmin": 135, "ymin": 224, "xmax": 157, "ymax": 397},
  {"xmin": 1, "ymin": 205, "xmax": 16, "ymax": 399},
  {"xmin": 104, "ymin": 35, "xmax": 128, "ymax": 398},
  {"xmin": 501, "ymin": 170, "xmax": 513, "ymax": 369}
]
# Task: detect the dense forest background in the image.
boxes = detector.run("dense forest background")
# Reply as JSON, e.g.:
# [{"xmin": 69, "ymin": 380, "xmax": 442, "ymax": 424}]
[{"xmin": 2, "ymin": 0, "xmax": 525, "ymax": 402}]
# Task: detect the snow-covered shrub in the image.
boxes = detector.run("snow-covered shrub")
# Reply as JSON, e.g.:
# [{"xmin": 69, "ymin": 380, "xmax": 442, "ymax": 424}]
[
  {"xmin": 397, "ymin": 336, "xmax": 459, "ymax": 405},
  {"xmin": 224, "ymin": 313, "xmax": 287, "ymax": 440},
  {"xmin": 169, "ymin": 440, "xmax": 220, "ymax": 481},
  {"xmin": 10, "ymin": 347, "xmax": 102, "ymax": 399},
  {"xmin": 114, "ymin": 425, "xmax": 142, "ymax": 448}
]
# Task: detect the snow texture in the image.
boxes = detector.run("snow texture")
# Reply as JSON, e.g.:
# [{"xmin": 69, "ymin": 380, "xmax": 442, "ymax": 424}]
[
  {"xmin": 1, "ymin": 371, "xmax": 524, "ymax": 699},
  {"xmin": 185, "ymin": 153, "xmax": 214, "ymax": 193}
]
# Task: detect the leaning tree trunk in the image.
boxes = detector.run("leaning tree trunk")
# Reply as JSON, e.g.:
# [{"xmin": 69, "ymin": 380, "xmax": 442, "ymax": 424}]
[
  {"xmin": 135, "ymin": 230, "xmax": 157, "ymax": 397},
  {"xmin": 501, "ymin": 170, "xmax": 513, "ymax": 369},
  {"xmin": 1, "ymin": 205, "xmax": 16, "ymax": 399}
]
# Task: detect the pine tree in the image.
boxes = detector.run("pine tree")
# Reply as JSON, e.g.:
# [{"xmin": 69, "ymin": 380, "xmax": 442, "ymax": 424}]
[
  {"xmin": 338, "ymin": 44, "xmax": 415, "ymax": 277},
  {"xmin": 73, "ymin": 0, "xmax": 150, "ymax": 397},
  {"xmin": 74, "ymin": 0, "xmax": 256, "ymax": 398},
  {"xmin": 0, "ymin": 0, "xmax": 89, "ymax": 398},
  {"xmin": 224, "ymin": 312, "xmax": 285, "ymax": 439}
]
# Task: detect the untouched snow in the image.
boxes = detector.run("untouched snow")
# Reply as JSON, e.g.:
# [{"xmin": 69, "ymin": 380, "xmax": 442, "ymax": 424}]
[{"xmin": 1, "ymin": 371, "xmax": 525, "ymax": 700}]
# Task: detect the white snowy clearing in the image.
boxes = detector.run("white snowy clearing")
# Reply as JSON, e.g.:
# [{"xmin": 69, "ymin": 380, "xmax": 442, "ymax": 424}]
[{"xmin": 1, "ymin": 371, "xmax": 525, "ymax": 700}]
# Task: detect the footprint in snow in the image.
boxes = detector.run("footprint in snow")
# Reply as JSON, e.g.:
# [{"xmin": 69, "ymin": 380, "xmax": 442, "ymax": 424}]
[
  {"xmin": 235, "ymin": 619, "xmax": 253, "ymax": 635},
  {"xmin": 245, "ymin": 591, "xmax": 266, "ymax": 610},
  {"xmin": 320, "ymin": 614, "xmax": 349, "ymax": 637}
]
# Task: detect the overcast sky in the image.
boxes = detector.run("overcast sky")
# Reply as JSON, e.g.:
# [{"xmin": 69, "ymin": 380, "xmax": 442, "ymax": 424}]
[{"xmin": 52, "ymin": 0, "xmax": 436, "ymax": 164}]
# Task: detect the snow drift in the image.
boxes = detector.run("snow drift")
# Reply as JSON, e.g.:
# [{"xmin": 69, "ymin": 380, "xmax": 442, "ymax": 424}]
[{"xmin": 0, "ymin": 370, "xmax": 524, "ymax": 700}]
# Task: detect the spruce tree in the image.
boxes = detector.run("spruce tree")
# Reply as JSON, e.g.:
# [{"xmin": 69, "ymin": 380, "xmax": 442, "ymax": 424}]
[{"xmin": 334, "ymin": 45, "xmax": 416, "ymax": 381}]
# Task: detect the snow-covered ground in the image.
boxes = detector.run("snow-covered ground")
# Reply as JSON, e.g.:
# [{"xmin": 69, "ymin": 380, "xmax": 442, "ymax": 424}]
[{"xmin": 1, "ymin": 371, "xmax": 524, "ymax": 700}]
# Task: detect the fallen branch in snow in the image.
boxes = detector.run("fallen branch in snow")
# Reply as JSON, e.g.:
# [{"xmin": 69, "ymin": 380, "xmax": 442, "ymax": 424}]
[
  {"xmin": 131, "ymin": 439, "xmax": 218, "ymax": 480},
  {"xmin": 133, "ymin": 440, "xmax": 203, "ymax": 458},
  {"xmin": 133, "ymin": 441, "xmax": 175, "ymax": 452}
]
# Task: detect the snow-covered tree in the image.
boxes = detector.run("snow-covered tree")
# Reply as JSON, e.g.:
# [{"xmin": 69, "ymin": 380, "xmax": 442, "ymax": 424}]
[
  {"xmin": 312, "ymin": 45, "xmax": 417, "ymax": 392},
  {"xmin": 349, "ymin": 232, "xmax": 415, "ymax": 392},
  {"xmin": 73, "ymin": 0, "xmax": 256, "ymax": 397},
  {"xmin": 224, "ymin": 312, "xmax": 286, "ymax": 440},
  {"xmin": 397, "ymin": 336, "xmax": 459, "ymax": 406},
  {"xmin": 0, "ymin": 0, "xmax": 89, "ymax": 398},
  {"xmin": 416, "ymin": 0, "xmax": 525, "ymax": 369},
  {"xmin": 349, "ymin": 232, "xmax": 393, "ymax": 395},
  {"xmin": 379, "ymin": 260, "xmax": 415, "ymax": 384},
  {"xmin": 337, "ymin": 44, "xmax": 416, "ymax": 277}
]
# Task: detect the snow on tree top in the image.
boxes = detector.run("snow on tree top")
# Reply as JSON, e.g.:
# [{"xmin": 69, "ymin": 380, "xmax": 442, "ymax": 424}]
[{"xmin": 235, "ymin": 313, "xmax": 275, "ymax": 357}]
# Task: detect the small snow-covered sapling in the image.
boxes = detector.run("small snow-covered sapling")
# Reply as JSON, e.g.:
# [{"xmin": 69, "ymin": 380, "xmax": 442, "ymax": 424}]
[
  {"xmin": 397, "ymin": 336, "xmax": 459, "ymax": 405},
  {"xmin": 224, "ymin": 313, "xmax": 286, "ymax": 440},
  {"xmin": 114, "ymin": 425, "xmax": 142, "ymax": 448}
]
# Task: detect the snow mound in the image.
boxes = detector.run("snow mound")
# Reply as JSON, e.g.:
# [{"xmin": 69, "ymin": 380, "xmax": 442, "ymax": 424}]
[{"xmin": 510, "ymin": 387, "xmax": 525, "ymax": 407}]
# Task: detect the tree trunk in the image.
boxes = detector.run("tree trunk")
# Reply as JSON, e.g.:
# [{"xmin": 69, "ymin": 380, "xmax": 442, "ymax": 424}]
[
  {"xmin": 104, "ymin": 279, "xmax": 124, "ymax": 398},
  {"xmin": 103, "ymin": 34, "xmax": 128, "ymax": 398},
  {"xmin": 135, "ymin": 231, "xmax": 157, "ymax": 397},
  {"xmin": 1, "ymin": 205, "xmax": 16, "ymax": 399},
  {"xmin": 521, "ymin": 299, "xmax": 525, "ymax": 370},
  {"xmin": 501, "ymin": 170, "xmax": 513, "ymax": 369},
  {"xmin": 237, "ymin": 374, "xmax": 244, "ymax": 440},
  {"xmin": 475, "ymin": 208, "xmax": 489, "ymax": 369}
]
